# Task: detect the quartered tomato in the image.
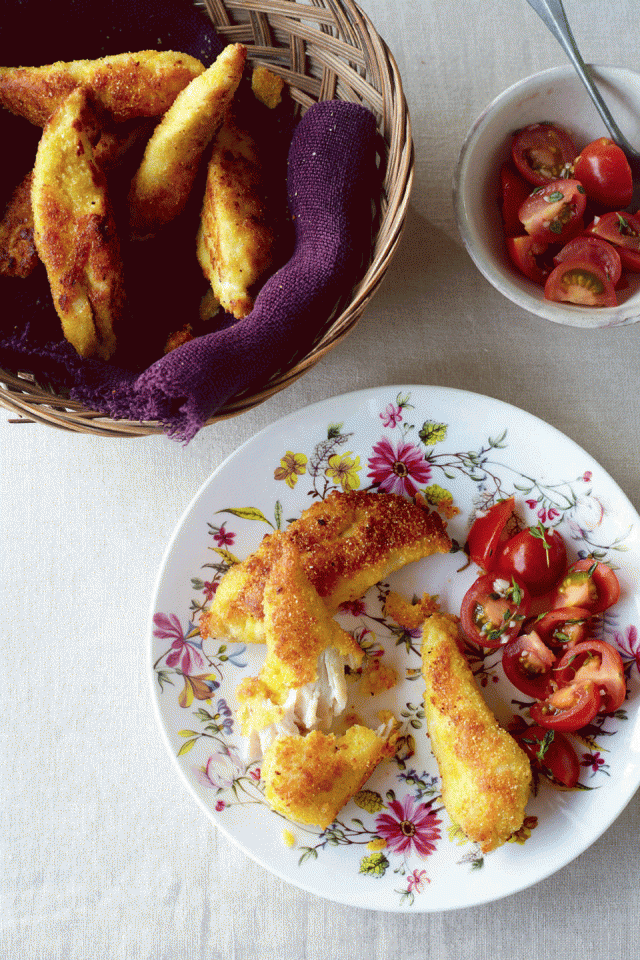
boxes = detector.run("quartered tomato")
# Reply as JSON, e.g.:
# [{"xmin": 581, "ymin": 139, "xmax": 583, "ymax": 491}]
[
  {"xmin": 499, "ymin": 163, "xmax": 535, "ymax": 236},
  {"xmin": 506, "ymin": 235, "xmax": 550, "ymax": 284},
  {"xmin": 553, "ymin": 558, "xmax": 621, "ymax": 613},
  {"xmin": 460, "ymin": 573, "xmax": 531, "ymax": 648},
  {"xmin": 495, "ymin": 523, "xmax": 567, "ymax": 596},
  {"xmin": 587, "ymin": 212, "xmax": 640, "ymax": 271},
  {"xmin": 511, "ymin": 122, "xmax": 578, "ymax": 186},
  {"xmin": 533, "ymin": 606, "xmax": 593, "ymax": 651},
  {"xmin": 553, "ymin": 234, "xmax": 622, "ymax": 286},
  {"xmin": 519, "ymin": 178, "xmax": 587, "ymax": 245},
  {"xmin": 502, "ymin": 631, "xmax": 556, "ymax": 699},
  {"xmin": 554, "ymin": 639, "xmax": 626, "ymax": 713},
  {"xmin": 544, "ymin": 258, "xmax": 617, "ymax": 307},
  {"xmin": 573, "ymin": 138, "xmax": 633, "ymax": 209},
  {"xmin": 530, "ymin": 679, "xmax": 602, "ymax": 732},
  {"xmin": 466, "ymin": 496, "xmax": 515, "ymax": 570},
  {"xmin": 513, "ymin": 724, "xmax": 580, "ymax": 788}
]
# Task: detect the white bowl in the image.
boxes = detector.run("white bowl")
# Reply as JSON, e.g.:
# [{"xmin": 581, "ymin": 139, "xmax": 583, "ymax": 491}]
[{"xmin": 453, "ymin": 64, "xmax": 640, "ymax": 328}]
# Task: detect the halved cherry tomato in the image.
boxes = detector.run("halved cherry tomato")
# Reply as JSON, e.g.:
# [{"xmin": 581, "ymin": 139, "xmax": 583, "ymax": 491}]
[
  {"xmin": 553, "ymin": 558, "xmax": 621, "ymax": 613},
  {"xmin": 511, "ymin": 122, "xmax": 578, "ymax": 186},
  {"xmin": 495, "ymin": 523, "xmax": 567, "ymax": 596},
  {"xmin": 533, "ymin": 606, "xmax": 593, "ymax": 651},
  {"xmin": 544, "ymin": 257, "xmax": 617, "ymax": 307},
  {"xmin": 466, "ymin": 496, "xmax": 515, "ymax": 570},
  {"xmin": 554, "ymin": 639, "xmax": 626, "ymax": 713},
  {"xmin": 460, "ymin": 573, "xmax": 531, "ymax": 648},
  {"xmin": 502, "ymin": 630, "xmax": 556, "ymax": 699},
  {"xmin": 499, "ymin": 163, "xmax": 535, "ymax": 236},
  {"xmin": 519, "ymin": 178, "xmax": 587, "ymax": 244},
  {"xmin": 513, "ymin": 724, "xmax": 580, "ymax": 787},
  {"xmin": 530, "ymin": 679, "xmax": 602, "ymax": 731},
  {"xmin": 587, "ymin": 212, "xmax": 640, "ymax": 271},
  {"xmin": 573, "ymin": 138, "xmax": 633, "ymax": 209},
  {"xmin": 506, "ymin": 235, "xmax": 550, "ymax": 284},
  {"xmin": 553, "ymin": 235, "xmax": 622, "ymax": 286}
]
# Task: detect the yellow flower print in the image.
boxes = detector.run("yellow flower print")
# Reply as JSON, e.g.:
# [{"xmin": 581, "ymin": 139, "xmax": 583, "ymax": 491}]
[
  {"xmin": 274, "ymin": 451, "xmax": 308, "ymax": 488},
  {"xmin": 326, "ymin": 451, "xmax": 361, "ymax": 491}
]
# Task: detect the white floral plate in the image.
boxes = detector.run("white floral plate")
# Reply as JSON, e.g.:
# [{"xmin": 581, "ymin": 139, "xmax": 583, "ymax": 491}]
[{"xmin": 148, "ymin": 385, "xmax": 640, "ymax": 912}]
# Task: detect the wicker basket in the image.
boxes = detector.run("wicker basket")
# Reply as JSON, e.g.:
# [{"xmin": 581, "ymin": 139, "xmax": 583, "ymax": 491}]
[{"xmin": 0, "ymin": 0, "xmax": 413, "ymax": 436}]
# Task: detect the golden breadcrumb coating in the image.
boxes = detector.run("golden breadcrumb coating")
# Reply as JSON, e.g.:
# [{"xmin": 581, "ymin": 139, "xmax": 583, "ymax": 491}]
[
  {"xmin": 0, "ymin": 171, "xmax": 37, "ymax": 277},
  {"xmin": 128, "ymin": 44, "xmax": 246, "ymax": 239},
  {"xmin": 384, "ymin": 589, "xmax": 440, "ymax": 630},
  {"xmin": 198, "ymin": 112, "xmax": 276, "ymax": 318},
  {"xmin": 251, "ymin": 65, "xmax": 284, "ymax": 109},
  {"xmin": 200, "ymin": 490, "xmax": 451, "ymax": 645},
  {"xmin": 261, "ymin": 726, "xmax": 398, "ymax": 829},
  {"xmin": 236, "ymin": 540, "xmax": 363, "ymax": 745},
  {"xmin": 0, "ymin": 50, "xmax": 204, "ymax": 126},
  {"xmin": 31, "ymin": 87, "xmax": 124, "ymax": 360},
  {"xmin": 421, "ymin": 613, "xmax": 531, "ymax": 852}
]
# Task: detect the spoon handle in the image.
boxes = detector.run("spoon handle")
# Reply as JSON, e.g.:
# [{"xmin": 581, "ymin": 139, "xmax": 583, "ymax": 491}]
[{"xmin": 525, "ymin": 0, "xmax": 639, "ymax": 157}]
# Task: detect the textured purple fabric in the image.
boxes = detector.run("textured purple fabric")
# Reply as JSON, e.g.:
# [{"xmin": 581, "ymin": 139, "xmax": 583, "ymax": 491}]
[{"xmin": 0, "ymin": 0, "xmax": 378, "ymax": 441}]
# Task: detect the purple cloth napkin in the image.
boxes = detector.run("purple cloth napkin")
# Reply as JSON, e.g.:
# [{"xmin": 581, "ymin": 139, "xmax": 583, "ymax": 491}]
[{"xmin": 0, "ymin": 0, "xmax": 378, "ymax": 441}]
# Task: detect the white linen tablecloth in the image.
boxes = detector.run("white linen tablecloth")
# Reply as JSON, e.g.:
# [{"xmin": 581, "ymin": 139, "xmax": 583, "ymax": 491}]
[{"xmin": 2, "ymin": 1, "xmax": 639, "ymax": 957}]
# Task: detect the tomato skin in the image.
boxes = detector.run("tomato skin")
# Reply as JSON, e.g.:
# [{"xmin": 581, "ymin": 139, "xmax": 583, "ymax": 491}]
[
  {"xmin": 502, "ymin": 631, "xmax": 556, "ymax": 699},
  {"xmin": 553, "ymin": 558, "xmax": 620, "ymax": 613},
  {"xmin": 544, "ymin": 257, "xmax": 617, "ymax": 307},
  {"xmin": 495, "ymin": 524, "xmax": 567, "ymax": 596},
  {"xmin": 513, "ymin": 724, "xmax": 580, "ymax": 787},
  {"xmin": 466, "ymin": 497, "xmax": 515, "ymax": 570},
  {"xmin": 587, "ymin": 212, "xmax": 640, "ymax": 271},
  {"xmin": 499, "ymin": 163, "xmax": 535, "ymax": 236},
  {"xmin": 553, "ymin": 235, "xmax": 622, "ymax": 286},
  {"xmin": 533, "ymin": 606, "xmax": 593, "ymax": 652},
  {"xmin": 519, "ymin": 178, "xmax": 587, "ymax": 245},
  {"xmin": 530, "ymin": 679, "xmax": 602, "ymax": 731},
  {"xmin": 460, "ymin": 573, "xmax": 531, "ymax": 648},
  {"xmin": 573, "ymin": 138, "xmax": 633, "ymax": 209},
  {"xmin": 511, "ymin": 122, "xmax": 578, "ymax": 186},
  {"xmin": 506, "ymin": 235, "xmax": 550, "ymax": 284},
  {"xmin": 554, "ymin": 639, "xmax": 626, "ymax": 713}
]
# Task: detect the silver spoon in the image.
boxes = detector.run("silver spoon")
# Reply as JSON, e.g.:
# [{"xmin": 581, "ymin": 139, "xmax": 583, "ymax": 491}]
[{"xmin": 525, "ymin": 0, "xmax": 640, "ymax": 208}]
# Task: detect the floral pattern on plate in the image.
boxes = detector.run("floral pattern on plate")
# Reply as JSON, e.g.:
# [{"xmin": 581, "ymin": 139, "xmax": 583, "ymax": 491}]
[{"xmin": 149, "ymin": 386, "xmax": 640, "ymax": 912}]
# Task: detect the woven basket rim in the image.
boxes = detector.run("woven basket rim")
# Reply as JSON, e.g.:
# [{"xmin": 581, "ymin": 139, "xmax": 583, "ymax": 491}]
[{"xmin": 0, "ymin": 0, "xmax": 414, "ymax": 436}]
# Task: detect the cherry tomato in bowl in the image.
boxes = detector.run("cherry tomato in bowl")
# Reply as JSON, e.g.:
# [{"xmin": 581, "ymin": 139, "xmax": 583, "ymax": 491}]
[
  {"xmin": 512, "ymin": 724, "xmax": 580, "ymax": 788},
  {"xmin": 502, "ymin": 630, "xmax": 556, "ymax": 699},
  {"xmin": 506, "ymin": 235, "xmax": 550, "ymax": 284},
  {"xmin": 495, "ymin": 523, "xmax": 567, "ymax": 596},
  {"xmin": 587, "ymin": 211, "xmax": 640, "ymax": 271},
  {"xmin": 553, "ymin": 558, "xmax": 621, "ymax": 613},
  {"xmin": 554, "ymin": 639, "xmax": 626, "ymax": 713},
  {"xmin": 573, "ymin": 138, "xmax": 633, "ymax": 209},
  {"xmin": 460, "ymin": 573, "xmax": 530, "ymax": 648},
  {"xmin": 519, "ymin": 178, "xmax": 586, "ymax": 245},
  {"xmin": 466, "ymin": 496, "xmax": 515, "ymax": 571},
  {"xmin": 553, "ymin": 234, "xmax": 622, "ymax": 286},
  {"xmin": 511, "ymin": 122, "xmax": 578, "ymax": 186},
  {"xmin": 499, "ymin": 163, "xmax": 535, "ymax": 236},
  {"xmin": 530, "ymin": 679, "xmax": 602, "ymax": 732},
  {"xmin": 544, "ymin": 257, "xmax": 617, "ymax": 307}
]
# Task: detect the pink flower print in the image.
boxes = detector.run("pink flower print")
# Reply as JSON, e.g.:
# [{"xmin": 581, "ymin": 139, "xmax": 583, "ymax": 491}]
[
  {"xmin": 367, "ymin": 437, "xmax": 431, "ymax": 497},
  {"xmin": 526, "ymin": 499, "xmax": 539, "ymax": 510},
  {"xmin": 375, "ymin": 796, "xmax": 441, "ymax": 858},
  {"xmin": 213, "ymin": 522, "xmax": 235, "ymax": 547},
  {"xmin": 215, "ymin": 800, "xmax": 226, "ymax": 812},
  {"xmin": 407, "ymin": 869, "xmax": 429, "ymax": 893},
  {"xmin": 203, "ymin": 580, "xmax": 218, "ymax": 602},
  {"xmin": 583, "ymin": 471, "xmax": 592, "ymax": 482},
  {"xmin": 339, "ymin": 598, "xmax": 367, "ymax": 617},
  {"xmin": 613, "ymin": 624, "xmax": 640, "ymax": 673},
  {"xmin": 153, "ymin": 613, "xmax": 207, "ymax": 674},
  {"xmin": 203, "ymin": 750, "xmax": 244, "ymax": 790},
  {"xmin": 381, "ymin": 403, "xmax": 402, "ymax": 428},
  {"xmin": 581, "ymin": 751, "xmax": 608, "ymax": 776}
]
